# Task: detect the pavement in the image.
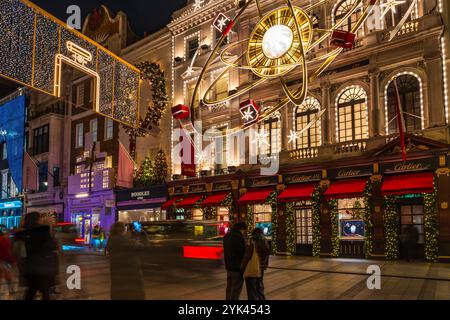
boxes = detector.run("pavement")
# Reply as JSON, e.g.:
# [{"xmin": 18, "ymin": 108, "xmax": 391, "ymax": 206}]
[{"xmin": 1, "ymin": 252, "xmax": 449, "ymax": 300}]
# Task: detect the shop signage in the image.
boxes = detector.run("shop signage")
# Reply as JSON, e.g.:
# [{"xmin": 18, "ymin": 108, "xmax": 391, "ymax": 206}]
[
  {"xmin": 284, "ymin": 171, "xmax": 322, "ymax": 184},
  {"xmin": 381, "ymin": 158, "xmax": 436, "ymax": 174},
  {"xmin": 116, "ymin": 185, "xmax": 168, "ymax": 202},
  {"xmin": 0, "ymin": 200, "xmax": 22, "ymax": 210},
  {"xmin": 105, "ymin": 199, "xmax": 115, "ymax": 208},
  {"xmin": 328, "ymin": 165, "xmax": 372, "ymax": 180},
  {"xmin": 212, "ymin": 181, "xmax": 232, "ymax": 191},
  {"xmin": 247, "ymin": 176, "xmax": 278, "ymax": 188},
  {"xmin": 189, "ymin": 184, "xmax": 207, "ymax": 193}
]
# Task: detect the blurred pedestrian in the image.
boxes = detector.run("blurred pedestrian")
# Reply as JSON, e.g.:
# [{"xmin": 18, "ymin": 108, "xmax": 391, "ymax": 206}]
[
  {"xmin": 92, "ymin": 224, "xmax": 100, "ymax": 251},
  {"xmin": 14, "ymin": 212, "xmax": 58, "ymax": 300},
  {"xmin": 106, "ymin": 222, "xmax": 148, "ymax": 300},
  {"xmin": 99, "ymin": 227, "xmax": 106, "ymax": 251},
  {"xmin": 241, "ymin": 228, "xmax": 270, "ymax": 300},
  {"xmin": 223, "ymin": 222, "xmax": 247, "ymax": 300},
  {"xmin": 0, "ymin": 228, "xmax": 15, "ymax": 298}
]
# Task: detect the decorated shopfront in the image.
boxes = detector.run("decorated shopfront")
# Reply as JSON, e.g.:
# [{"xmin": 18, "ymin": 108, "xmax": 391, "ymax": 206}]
[{"xmin": 116, "ymin": 185, "xmax": 168, "ymax": 223}]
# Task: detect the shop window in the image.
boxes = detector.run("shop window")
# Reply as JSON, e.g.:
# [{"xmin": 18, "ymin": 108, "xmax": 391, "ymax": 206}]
[
  {"xmin": 386, "ymin": 74, "xmax": 422, "ymax": 135},
  {"xmin": 253, "ymin": 204, "xmax": 272, "ymax": 237},
  {"xmin": 337, "ymin": 86, "xmax": 368, "ymax": 143},
  {"xmin": 337, "ymin": 198, "xmax": 365, "ymax": 240},
  {"xmin": 294, "ymin": 97, "xmax": 321, "ymax": 150},
  {"xmin": 33, "ymin": 124, "xmax": 49, "ymax": 155},
  {"xmin": 401, "ymin": 205, "xmax": 424, "ymax": 244},
  {"xmin": 75, "ymin": 123, "xmax": 84, "ymax": 148},
  {"xmin": 90, "ymin": 118, "xmax": 98, "ymax": 142},
  {"xmin": 334, "ymin": 0, "xmax": 364, "ymax": 38},
  {"xmin": 10, "ymin": 177, "xmax": 17, "ymax": 198},
  {"xmin": 105, "ymin": 118, "xmax": 114, "ymax": 140},
  {"xmin": 192, "ymin": 209, "xmax": 203, "ymax": 221},
  {"xmin": 295, "ymin": 202, "xmax": 312, "ymax": 244},
  {"xmin": 38, "ymin": 162, "xmax": 48, "ymax": 192}
]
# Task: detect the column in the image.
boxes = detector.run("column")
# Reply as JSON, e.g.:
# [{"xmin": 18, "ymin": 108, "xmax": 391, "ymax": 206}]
[
  {"xmin": 321, "ymin": 81, "xmax": 332, "ymax": 145},
  {"xmin": 369, "ymin": 69, "xmax": 381, "ymax": 137}
]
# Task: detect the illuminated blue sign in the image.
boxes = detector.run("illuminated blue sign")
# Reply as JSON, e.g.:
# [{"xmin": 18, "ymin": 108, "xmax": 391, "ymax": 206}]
[{"xmin": 0, "ymin": 201, "xmax": 22, "ymax": 209}]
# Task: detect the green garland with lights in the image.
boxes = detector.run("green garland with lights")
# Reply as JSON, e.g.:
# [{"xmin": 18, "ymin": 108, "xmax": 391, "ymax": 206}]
[
  {"xmin": 363, "ymin": 181, "xmax": 374, "ymax": 259},
  {"xmin": 246, "ymin": 204, "xmax": 254, "ymax": 237},
  {"xmin": 329, "ymin": 199, "xmax": 340, "ymax": 257},
  {"xmin": 424, "ymin": 178, "xmax": 439, "ymax": 262},
  {"xmin": 220, "ymin": 192, "xmax": 235, "ymax": 224},
  {"xmin": 383, "ymin": 195, "xmax": 400, "ymax": 260},
  {"xmin": 265, "ymin": 190, "xmax": 278, "ymax": 254},
  {"xmin": 285, "ymin": 202, "xmax": 296, "ymax": 256},
  {"xmin": 311, "ymin": 185, "xmax": 324, "ymax": 257}
]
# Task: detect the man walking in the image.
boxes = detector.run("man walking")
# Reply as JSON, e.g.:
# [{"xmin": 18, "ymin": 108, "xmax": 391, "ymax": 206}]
[{"xmin": 223, "ymin": 222, "xmax": 247, "ymax": 300}]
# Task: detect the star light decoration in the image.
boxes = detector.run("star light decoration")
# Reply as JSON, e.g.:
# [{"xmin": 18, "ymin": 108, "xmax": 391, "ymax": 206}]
[
  {"xmin": 213, "ymin": 13, "xmax": 232, "ymax": 33},
  {"xmin": 380, "ymin": 0, "xmax": 407, "ymax": 18},
  {"xmin": 287, "ymin": 130, "xmax": 300, "ymax": 144},
  {"xmin": 252, "ymin": 129, "xmax": 270, "ymax": 147},
  {"xmin": 193, "ymin": 0, "xmax": 205, "ymax": 12}
]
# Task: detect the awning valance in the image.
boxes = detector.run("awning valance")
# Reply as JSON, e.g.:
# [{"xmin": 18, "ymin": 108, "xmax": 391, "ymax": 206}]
[
  {"xmin": 324, "ymin": 179, "xmax": 367, "ymax": 199},
  {"xmin": 176, "ymin": 195, "xmax": 204, "ymax": 209},
  {"xmin": 278, "ymin": 183, "xmax": 317, "ymax": 203},
  {"xmin": 200, "ymin": 192, "xmax": 230, "ymax": 207},
  {"xmin": 161, "ymin": 196, "xmax": 183, "ymax": 210},
  {"xmin": 381, "ymin": 172, "xmax": 434, "ymax": 196},
  {"xmin": 237, "ymin": 188, "xmax": 273, "ymax": 205}
]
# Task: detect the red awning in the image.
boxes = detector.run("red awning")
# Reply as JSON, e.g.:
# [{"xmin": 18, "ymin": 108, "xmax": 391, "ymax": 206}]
[
  {"xmin": 201, "ymin": 192, "xmax": 230, "ymax": 207},
  {"xmin": 161, "ymin": 196, "xmax": 183, "ymax": 210},
  {"xmin": 324, "ymin": 179, "xmax": 367, "ymax": 199},
  {"xmin": 278, "ymin": 183, "xmax": 317, "ymax": 203},
  {"xmin": 176, "ymin": 195, "xmax": 204, "ymax": 209},
  {"xmin": 381, "ymin": 172, "xmax": 434, "ymax": 196},
  {"xmin": 237, "ymin": 188, "xmax": 273, "ymax": 205}
]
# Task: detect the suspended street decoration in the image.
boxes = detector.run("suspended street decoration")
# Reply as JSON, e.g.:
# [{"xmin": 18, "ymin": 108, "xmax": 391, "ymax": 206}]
[
  {"xmin": 0, "ymin": 0, "xmax": 140, "ymax": 128},
  {"xmin": 173, "ymin": 0, "xmax": 418, "ymax": 141}
]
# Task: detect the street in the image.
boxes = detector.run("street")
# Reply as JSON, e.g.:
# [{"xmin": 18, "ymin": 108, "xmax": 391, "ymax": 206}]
[{"xmin": 2, "ymin": 253, "xmax": 449, "ymax": 300}]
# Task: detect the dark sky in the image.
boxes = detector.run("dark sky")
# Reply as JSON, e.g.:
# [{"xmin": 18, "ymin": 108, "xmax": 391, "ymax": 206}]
[{"xmin": 30, "ymin": 0, "xmax": 188, "ymax": 36}]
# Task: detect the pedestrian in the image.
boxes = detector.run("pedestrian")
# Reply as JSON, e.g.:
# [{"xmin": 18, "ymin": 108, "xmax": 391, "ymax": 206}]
[
  {"xmin": 106, "ymin": 222, "xmax": 149, "ymax": 300},
  {"xmin": 99, "ymin": 227, "xmax": 106, "ymax": 251},
  {"xmin": 14, "ymin": 212, "xmax": 58, "ymax": 300},
  {"xmin": 241, "ymin": 228, "xmax": 270, "ymax": 300},
  {"xmin": 223, "ymin": 222, "xmax": 247, "ymax": 300},
  {"xmin": 92, "ymin": 224, "xmax": 100, "ymax": 251},
  {"xmin": 0, "ymin": 228, "xmax": 15, "ymax": 298}
]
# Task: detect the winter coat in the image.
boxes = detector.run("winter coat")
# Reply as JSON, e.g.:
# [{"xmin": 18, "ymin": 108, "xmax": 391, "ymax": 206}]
[
  {"xmin": 14, "ymin": 225, "xmax": 58, "ymax": 279},
  {"xmin": 0, "ymin": 235, "xmax": 15, "ymax": 265},
  {"xmin": 241, "ymin": 235, "xmax": 270, "ymax": 276},
  {"xmin": 106, "ymin": 233, "xmax": 148, "ymax": 300},
  {"xmin": 223, "ymin": 229, "xmax": 246, "ymax": 272}
]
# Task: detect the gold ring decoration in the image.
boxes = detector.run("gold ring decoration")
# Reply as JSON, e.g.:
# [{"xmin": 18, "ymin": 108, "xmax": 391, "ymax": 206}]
[{"xmin": 183, "ymin": 0, "xmax": 383, "ymax": 139}]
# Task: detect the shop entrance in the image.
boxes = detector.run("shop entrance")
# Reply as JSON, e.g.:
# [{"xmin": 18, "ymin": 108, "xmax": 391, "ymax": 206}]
[
  {"xmin": 71, "ymin": 211, "xmax": 100, "ymax": 244},
  {"xmin": 337, "ymin": 198, "xmax": 366, "ymax": 258},
  {"xmin": 294, "ymin": 202, "xmax": 313, "ymax": 255},
  {"xmin": 399, "ymin": 197, "xmax": 425, "ymax": 260}
]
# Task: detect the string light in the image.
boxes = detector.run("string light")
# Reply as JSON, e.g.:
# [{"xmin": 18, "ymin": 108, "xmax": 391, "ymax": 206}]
[{"xmin": 441, "ymin": 36, "xmax": 449, "ymax": 124}]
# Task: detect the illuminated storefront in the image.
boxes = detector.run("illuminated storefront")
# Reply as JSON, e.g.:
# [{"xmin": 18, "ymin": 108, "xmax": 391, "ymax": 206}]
[{"xmin": 0, "ymin": 199, "xmax": 22, "ymax": 230}]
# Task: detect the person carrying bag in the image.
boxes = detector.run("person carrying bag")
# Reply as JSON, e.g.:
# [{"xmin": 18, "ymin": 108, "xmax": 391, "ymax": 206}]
[{"xmin": 241, "ymin": 228, "xmax": 270, "ymax": 300}]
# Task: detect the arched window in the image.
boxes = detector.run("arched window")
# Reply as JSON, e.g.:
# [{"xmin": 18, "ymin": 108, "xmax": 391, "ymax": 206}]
[
  {"xmin": 383, "ymin": 0, "xmax": 418, "ymax": 29},
  {"xmin": 259, "ymin": 111, "xmax": 281, "ymax": 155},
  {"xmin": 334, "ymin": 0, "xmax": 364, "ymax": 37},
  {"xmin": 337, "ymin": 86, "xmax": 368, "ymax": 143},
  {"xmin": 294, "ymin": 97, "xmax": 321, "ymax": 149},
  {"xmin": 386, "ymin": 74, "xmax": 422, "ymax": 135}
]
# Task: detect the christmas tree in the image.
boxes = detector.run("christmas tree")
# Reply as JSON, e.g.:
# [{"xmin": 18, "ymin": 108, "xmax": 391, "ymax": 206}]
[
  {"xmin": 152, "ymin": 149, "xmax": 168, "ymax": 184},
  {"xmin": 134, "ymin": 156, "xmax": 153, "ymax": 187}
]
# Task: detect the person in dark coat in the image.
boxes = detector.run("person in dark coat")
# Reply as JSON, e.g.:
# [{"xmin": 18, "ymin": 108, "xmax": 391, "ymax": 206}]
[
  {"xmin": 223, "ymin": 222, "xmax": 247, "ymax": 300},
  {"xmin": 106, "ymin": 222, "xmax": 149, "ymax": 300},
  {"xmin": 14, "ymin": 212, "xmax": 58, "ymax": 300},
  {"xmin": 241, "ymin": 228, "xmax": 270, "ymax": 300}
]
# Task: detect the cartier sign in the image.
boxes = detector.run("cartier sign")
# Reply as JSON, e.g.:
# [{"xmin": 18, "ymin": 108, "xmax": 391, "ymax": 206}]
[
  {"xmin": 284, "ymin": 172, "xmax": 321, "ymax": 184},
  {"xmin": 329, "ymin": 166, "xmax": 372, "ymax": 180},
  {"xmin": 381, "ymin": 158, "xmax": 436, "ymax": 174}
]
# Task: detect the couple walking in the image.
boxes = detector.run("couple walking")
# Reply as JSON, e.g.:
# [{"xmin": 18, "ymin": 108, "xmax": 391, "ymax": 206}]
[{"xmin": 223, "ymin": 222, "xmax": 270, "ymax": 300}]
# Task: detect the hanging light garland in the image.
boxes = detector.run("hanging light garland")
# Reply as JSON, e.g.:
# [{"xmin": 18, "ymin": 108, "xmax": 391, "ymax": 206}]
[
  {"xmin": 329, "ymin": 199, "xmax": 340, "ymax": 257},
  {"xmin": 285, "ymin": 202, "xmax": 296, "ymax": 256},
  {"xmin": 383, "ymin": 195, "xmax": 400, "ymax": 260},
  {"xmin": 363, "ymin": 181, "xmax": 374, "ymax": 259},
  {"xmin": 424, "ymin": 177, "xmax": 439, "ymax": 262},
  {"xmin": 311, "ymin": 185, "xmax": 324, "ymax": 257},
  {"xmin": 265, "ymin": 190, "xmax": 278, "ymax": 254}
]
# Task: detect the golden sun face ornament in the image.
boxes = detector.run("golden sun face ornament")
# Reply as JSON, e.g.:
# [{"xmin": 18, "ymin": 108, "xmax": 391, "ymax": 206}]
[{"xmin": 176, "ymin": 0, "xmax": 415, "ymax": 137}]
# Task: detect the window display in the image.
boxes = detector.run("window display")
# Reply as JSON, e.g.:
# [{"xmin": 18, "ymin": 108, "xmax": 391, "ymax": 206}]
[
  {"xmin": 254, "ymin": 204, "xmax": 272, "ymax": 237},
  {"xmin": 338, "ymin": 198, "xmax": 366, "ymax": 241}
]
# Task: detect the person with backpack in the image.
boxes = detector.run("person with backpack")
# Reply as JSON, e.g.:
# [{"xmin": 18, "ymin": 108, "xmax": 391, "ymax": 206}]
[{"xmin": 241, "ymin": 228, "xmax": 270, "ymax": 300}]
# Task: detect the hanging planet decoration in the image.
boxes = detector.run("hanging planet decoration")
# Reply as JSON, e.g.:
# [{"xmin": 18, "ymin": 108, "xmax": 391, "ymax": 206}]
[{"xmin": 174, "ymin": 0, "xmax": 416, "ymax": 140}]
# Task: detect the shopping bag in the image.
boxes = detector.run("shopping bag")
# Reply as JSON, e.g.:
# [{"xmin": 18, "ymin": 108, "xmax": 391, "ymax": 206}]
[{"xmin": 243, "ymin": 243, "xmax": 261, "ymax": 278}]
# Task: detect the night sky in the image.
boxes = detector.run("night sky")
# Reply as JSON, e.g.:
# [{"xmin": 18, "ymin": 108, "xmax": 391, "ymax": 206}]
[{"xmin": 30, "ymin": 0, "xmax": 188, "ymax": 36}]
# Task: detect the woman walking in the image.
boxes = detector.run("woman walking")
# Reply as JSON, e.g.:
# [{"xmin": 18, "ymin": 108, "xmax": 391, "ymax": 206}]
[{"xmin": 241, "ymin": 228, "xmax": 270, "ymax": 300}]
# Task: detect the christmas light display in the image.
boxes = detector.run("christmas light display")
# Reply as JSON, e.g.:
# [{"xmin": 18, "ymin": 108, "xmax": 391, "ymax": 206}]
[{"xmin": 0, "ymin": 0, "xmax": 140, "ymax": 127}]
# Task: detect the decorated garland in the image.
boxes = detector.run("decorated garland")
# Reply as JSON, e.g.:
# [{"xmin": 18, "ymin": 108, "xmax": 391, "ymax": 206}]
[
  {"xmin": 424, "ymin": 177, "xmax": 439, "ymax": 262},
  {"xmin": 265, "ymin": 190, "xmax": 278, "ymax": 255},
  {"xmin": 363, "ymin": 181, "xmax": 374, "ymax": 259},
  {"xmin": 329, "ymin": 199, "xmax": 340, "ymax": 257},
  {"xmin": 383, "ymin": 195, "xmax": 400, "ymax": 260},
  {"xmin": 246, "ymin": 204, "xmax": 254, "ymax": 237},
  {"xmin": 311, "ymin": 185, "xmax": 324, "ymax": 257},
  {"xmin": 123, "ymin": 61, "xmax": 169, "ymax": 158},
  {"xmin": 285, "ymin": 202, "xmax": 296, "ymax": 256},
  {"xmin": 220, "ymin": 192, "xmax": 235, "ymax": 225}
]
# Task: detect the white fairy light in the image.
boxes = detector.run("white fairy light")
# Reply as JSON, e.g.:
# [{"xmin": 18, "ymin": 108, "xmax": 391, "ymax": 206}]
[
  {"xmin": 288, "ymin": 130, "xmax": 300, "ymax": 144},
  {"xmin": 380, "ymin": 0, "xmax": 407, "ymax": 19}
]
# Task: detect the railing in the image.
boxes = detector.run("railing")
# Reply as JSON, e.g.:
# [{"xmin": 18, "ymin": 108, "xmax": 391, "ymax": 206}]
[
  {"xmin": 289, "ymin": 147, "xmax": 319, "ymax": 160},
  {"xmin": 334, "ymin": 139, "xmax": 367, "ymax": 154},
  {"xmin": 397, "ymin": 21, "xmax": 419, "ymax": 37},
  {"xmin": 29, "ymin": 100, "xmax": 66, "ymax": 120}
]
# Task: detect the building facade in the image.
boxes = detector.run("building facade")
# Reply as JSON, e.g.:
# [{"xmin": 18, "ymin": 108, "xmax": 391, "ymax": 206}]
[{"xmin": 161, "ymin": 0, "xmax": 450, "ymax": 261}]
